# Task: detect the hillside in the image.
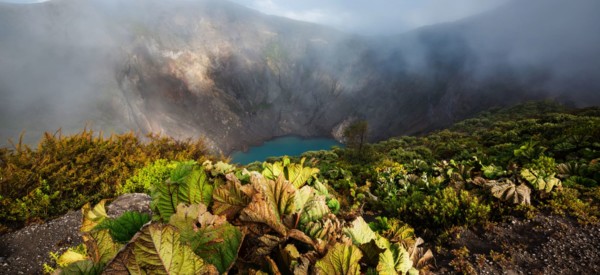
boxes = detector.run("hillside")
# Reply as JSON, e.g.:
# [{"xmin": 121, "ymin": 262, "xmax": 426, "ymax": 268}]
[
  {"xmin": 1, "ymin": 0, "xmax": 600, "ymax": 152},
  {"xmin": 1, "ymin": 102, "xmax": 599, "ymax": 273}
]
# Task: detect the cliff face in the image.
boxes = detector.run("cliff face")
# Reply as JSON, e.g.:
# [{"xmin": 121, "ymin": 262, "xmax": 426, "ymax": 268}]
[{"xmin": 1, "ymin": 0, "xmax": 599, "ymax": 152}]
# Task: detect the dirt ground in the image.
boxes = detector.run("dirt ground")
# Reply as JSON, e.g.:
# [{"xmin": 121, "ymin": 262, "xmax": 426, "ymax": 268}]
[
  {"xmin": 435, "ymin": 212, "xmax": 600, "ymax": 274},
  {"xmin": 0, "ymin": 210, "xmax": 598, "ymax": 274}
]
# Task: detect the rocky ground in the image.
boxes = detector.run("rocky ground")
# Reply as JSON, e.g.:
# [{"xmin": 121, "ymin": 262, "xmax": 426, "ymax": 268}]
[
  {"xmin": 0, "ymin": 194, "xmax": 151, "ymax": 275},
  {"xmin": 0, "ymin": 211, "xmax": 82, "ymax": 275},
  {"xmin": 436, "ymin": 212, "xmax": 600, "ymax": 274},
  {"xmin": 0, "ymin": 198, "xmax": 598, "ymax": 274}
]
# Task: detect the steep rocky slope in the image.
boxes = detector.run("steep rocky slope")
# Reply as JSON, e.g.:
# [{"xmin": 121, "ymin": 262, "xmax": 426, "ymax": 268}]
[{"xmin": 1, "ymin": 0, "xmax": 599, "ymax": 152}]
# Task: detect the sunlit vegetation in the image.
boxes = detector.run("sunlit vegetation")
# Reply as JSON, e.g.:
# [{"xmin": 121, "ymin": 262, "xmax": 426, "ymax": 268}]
[
  {"xmin": 0, "ymin": 130, "xmax": 211, "ymax": 231},
  {"xmin": 3, "ymin": 101, "xmax": 600, "ymax": 273},
  {"xmin": 44, "ymin": 159, "xmax": 433, "ymax": 274},
  {"xmin": 296, "ymin": 101, "xmax": 600, "ymax": 241}
]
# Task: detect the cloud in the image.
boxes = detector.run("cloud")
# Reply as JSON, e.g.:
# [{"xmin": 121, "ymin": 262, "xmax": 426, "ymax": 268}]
[
  {"xmin": 230, "ymin": 0, "xmax": 510, "ymax": 34},
  {"xmin": 0, "ymin": 0, "xmax": 50, "ymax": 3}
]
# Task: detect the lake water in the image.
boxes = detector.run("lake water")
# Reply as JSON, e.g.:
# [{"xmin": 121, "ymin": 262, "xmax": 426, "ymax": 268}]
[{"xmin": 230, "ymin": 136, "xmax": 342, "ymax": 165}]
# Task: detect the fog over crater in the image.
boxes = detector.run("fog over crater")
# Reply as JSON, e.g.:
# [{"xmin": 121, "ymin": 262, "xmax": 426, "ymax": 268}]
[{"xmin": 1, "ymin": 0, "xmax": 599, "ymax": 153}]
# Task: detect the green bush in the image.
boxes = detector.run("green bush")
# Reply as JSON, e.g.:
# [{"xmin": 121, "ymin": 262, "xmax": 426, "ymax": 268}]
[
  {"xmin": 120, "ymin": 159, "xmax": 180, "ymax": 194},
  {"xmin": 404, "ymin": 187, "xmax": 491, "ymax": 231},
  {"xmin": 0, "ymin": 130, "xmax": 210, "ymax": 230}
]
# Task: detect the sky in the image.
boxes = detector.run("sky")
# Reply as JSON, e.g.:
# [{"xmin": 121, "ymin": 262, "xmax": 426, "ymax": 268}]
[
  {"xmin": 0, "ymin": 0, "xmax": 509, "ymax": 34},
  {"xmin": 229, "ymin": 0, "xmax": 510, "ymax": 34}
]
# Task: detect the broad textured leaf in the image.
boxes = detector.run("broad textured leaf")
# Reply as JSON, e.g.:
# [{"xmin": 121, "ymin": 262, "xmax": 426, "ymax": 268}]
[
  {"xmin": 60, "ymin": 260, "xmax": 104, "ymax": 275},
  {"xmin": 245, "ymin": 234, "xmax": 284, "ymax": 262},
  {"xmin": 94, "ymin": 211, "xmax": 151, "ymax": 243},
  {"xmin": 179, "ymin": 167, "xmax": 213, "ymax": 207},
  {"xmin": 377, "ymin": 243, "xmax": 413, "ymax": 275},
  {"xmin": 81, "ymin": 200, "xmax": 109, "ymax": 232},
  {"xmin": 299, "ymin": 194, "xmax": 330, "ymax": 226},
  {"xmin": 294, "ymin": 186, "xmax": 314, "ymax": 213},
  {"xmin": 171, "ymin": 204, "xmax": 244, "ymax": 274},
  {"xmin": 301, "ymin": 217, "xmax": 343, "ymax": 243},
  {"xmin": 488, "ymin": 180, "xmax": 531, "ymax": 205},
  {"xmin": 312, "ymin": 180, "xmax": 330, "ymax": 196},
  {"xmin": 212, "ymin": 174, "xmax": 252, "ymax": 219},
  {"xmin": 169, "ymin": 161, "xmax": 195, "ymax": 183},
  {"xmin": 168, "ymin": 204, "xmax": 202, "ymax": 239},
  {"xmin": 152, "ymin": 165, "xmax": 214, "ymax": 222},
  {"xmin": 105, "ymin": 223, "xmax": 218, "ymax": 274},
  {"xmin": 262, "ymin": 161, "xmax": 285, "ymax": 180},
  {"xmin": 382, "ymin": 219, "xmax": 415, "ymax": 247},
  {"xmin": 344, "ymin": 217, "xmax": 377, "ymax": 245},
  {"xmin": 315, "ymin": 243, "xmax": 362, "ymax": 275},
  {"xmin": 83, "ymin": 229, "xmax": 121, "ymax": 264},
  {"xmin": 288, "ymin": 229, "xmax": 316, "ymax": 247},
  {"xmin": 521, "ymin": 169, "xmax": 562, "ymax": 193},
  {"xmin": 57, "ymin": 250, "xmax": 88, "ymax": 267},
  {"xmin": 102, "ymin": 245, "xmax": 141, "ymax": 274},
  {"xmin": 359, "ymin": 239, "xmax": 387, "ymax": 266},
  {"xmin": 151, "ymin": 179, "xmax": 180, "ymax": 222},
  {"xmin": 239, "ymin": 173, "xmax": 295, "ymax": 235},
  {"xmin": 285, "ymin": 157, "xmax": 319, "ymax": 188}
]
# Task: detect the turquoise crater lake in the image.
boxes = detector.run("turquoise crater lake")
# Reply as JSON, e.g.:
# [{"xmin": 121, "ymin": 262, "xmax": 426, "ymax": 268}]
[{"xmin": 230, "ymin": 136, "xmax": 343, "ymax": 165}]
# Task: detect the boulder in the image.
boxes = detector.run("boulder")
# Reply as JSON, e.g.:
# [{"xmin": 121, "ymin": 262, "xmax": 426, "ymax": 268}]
[{"xmin": 106, "ymin": 193, "xmax": 152, "ymax": 218}]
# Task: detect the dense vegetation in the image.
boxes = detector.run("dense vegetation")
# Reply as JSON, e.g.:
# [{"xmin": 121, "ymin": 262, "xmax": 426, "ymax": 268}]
[
  {"xmin": 45, "ymin": 159, "xmax": 433, "ymax": 274},
  {"xmin": 0, "ymin": 130, "xmax": 211, "ymax": 232},
  {"xmin": 2, "ymin": 101, "xmax": 600, "ymax": 274},
  {"xmin": 298, "ymin": 101, "xmax": 600, "ymax": 236}
]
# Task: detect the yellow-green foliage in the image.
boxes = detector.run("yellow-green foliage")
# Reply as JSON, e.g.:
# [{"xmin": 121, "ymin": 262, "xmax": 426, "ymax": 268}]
[
  {"xmin": 546, "ymin": 187, "xmax": 599, "ymax": 224},
  {"xmin": 404, "ymin": 187, "xmax": 491, "ymax": 230},
  {"xmin": 0, "ymin": 130, "xmax": 209, "ymax": 229},
  {"xmin": 120, "ymin": 159, "xmax": 179, "ymax": 194}
]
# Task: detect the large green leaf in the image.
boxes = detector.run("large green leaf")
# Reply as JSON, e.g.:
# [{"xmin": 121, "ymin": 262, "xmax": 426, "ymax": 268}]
[
  {"xmin": 60, "ymin": 259, "xmax": 104, "ymax": 275},
  {"xmin": 521, "ymin": 169, "xmax": 562, "ymax": 193},
  {"xmin": 179, "ymin": 167, "xmax": 213, "ymax": 207},
  {"xmin": 298, "ymin": 194, "xmax": 330, "ymax": 226},
  {"xmin": 377, "ymin": 243, "xmax": 413, "ymax": 275},
  {"xmin": 151, "ymin": 178, "xmax": 180, "ymax": 222},
  {"xmin": 212, "ymin": 174, "xmax": 253, "ymax": 220},
  {"xmin": 262, "ymin": 159, "xmax": 286, "ymax": 180},
  {"xmin": 104, "ymin": 223, "xmax": 218, "ymax": 274},
  {"xmin": 170, "ymin": 203, "xmax": 244, "ymax": 274},
  {"xmin": 94, "ymin": 211, "xmax": 151, "ymax": 243},
  {"xmin": 315, "ymin": 243, "xmax": 363, "ymax": 275},
  {"xmin": 262, "ymin": 157, "xmax": 319, "ymax": 188},
  {"xmin": 344, "ymin": 217, "xmax": 377, "ymax": 245},
  {"xmin": 151, "ymin": 164, "xmax": 214, "ymax": 222},
  {"xmin": 239, "ymin": 173, "xmax": 296, "ymax": 235},
  {"xmin": 81, "ymin": 200, "xmax": 109, "ymax": 232},
  {"xmin": 285, "ymin": 157, "xmax": 320, "ymax": 189},
  {"xmin": 295, "ymin": 185, "xmax": 314, "ymax": 213}
]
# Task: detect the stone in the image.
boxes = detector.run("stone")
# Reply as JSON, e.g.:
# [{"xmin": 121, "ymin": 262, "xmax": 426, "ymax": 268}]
[{"xmin": 106, "ymin": 193, "xmax": 152, "ymax": 218}]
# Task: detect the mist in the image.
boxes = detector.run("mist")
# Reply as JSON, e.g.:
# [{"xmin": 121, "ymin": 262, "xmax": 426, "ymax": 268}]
[
  {"xmin": 1, "ymin": 0, "xmax": 599, "ymax": 151},
  {"xmin": 229, "ymin": 0, "xmax": 510, "ymax": 35}
]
